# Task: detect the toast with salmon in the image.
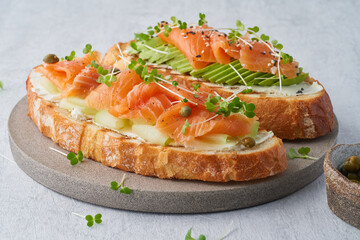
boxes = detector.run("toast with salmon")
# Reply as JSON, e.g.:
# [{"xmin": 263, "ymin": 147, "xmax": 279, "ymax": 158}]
[
  {"xmin": 26, "ymin": 48, "xmax": 287, "ymax": 182},
  {"xmin": 102, "ymin": 16, "xmax": 334, "ymax": 140}
]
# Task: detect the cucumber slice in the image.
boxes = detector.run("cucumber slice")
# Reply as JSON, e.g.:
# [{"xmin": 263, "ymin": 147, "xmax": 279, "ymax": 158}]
[
  {"xmin": 59, "ymin": 97, "xmax": 97, "ymax": 116},
  {"xmin": 38, "ymin": 77, "xmax": 61, "ymax": 95},
  {"xmin": 249, "ymin": 120, "xmax": 260, "ymax": 139},
  {"xmin": 132, "ymin": 124, "xmax": 171, "ymax": 146},
  {"xmin": 190, "ymin": 134, "xmax": 239, "ymax": 150},
  {"xmin": 94, "ymin": 110, "xmax": 129, "ymax": 130}
]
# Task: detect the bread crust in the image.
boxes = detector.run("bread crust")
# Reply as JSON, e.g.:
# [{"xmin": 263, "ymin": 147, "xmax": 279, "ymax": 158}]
[
  {"xmin": 103, "ymin": 42, "xmax": 334, "ymax": 140},
  {"xmin": 26, "ymin": 74, "xmax": 287, "ymax": 182}
]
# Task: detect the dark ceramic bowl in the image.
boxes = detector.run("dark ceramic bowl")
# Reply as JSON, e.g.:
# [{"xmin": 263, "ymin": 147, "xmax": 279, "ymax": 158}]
[{"xmin": 324, "ymin": 143, "xmax": 360, "ymax": 229}]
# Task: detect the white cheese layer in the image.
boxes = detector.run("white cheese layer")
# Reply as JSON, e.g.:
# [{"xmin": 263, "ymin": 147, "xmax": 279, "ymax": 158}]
[
  {"xmin": 30, "ymin": 70, "xmax": 62, "ymax": 101},
  {"xmin": 202, "ymin": 81, "xmax": 323, "ymax": 97}
]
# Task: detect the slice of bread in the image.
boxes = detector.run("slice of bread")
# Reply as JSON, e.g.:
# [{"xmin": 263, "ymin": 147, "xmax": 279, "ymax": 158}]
[
  {"xmin": 26, "ymin": 72, "xmax": 287, "ymax": 182},
  {"xmin": 102, "ymin": 42, "xmax": 334, "ymax": 140}
]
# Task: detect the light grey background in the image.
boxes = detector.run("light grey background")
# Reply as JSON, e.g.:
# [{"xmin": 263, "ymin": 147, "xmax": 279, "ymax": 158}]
[{"xmin": 0, "ymin": 0, "xmax": 360, "ymax": 239}]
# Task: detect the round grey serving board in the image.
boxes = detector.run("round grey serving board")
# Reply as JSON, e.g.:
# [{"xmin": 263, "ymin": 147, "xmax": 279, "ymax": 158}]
[{"xmin": 9, "ymin": 97, "xmax": 338, "ymax": 213}]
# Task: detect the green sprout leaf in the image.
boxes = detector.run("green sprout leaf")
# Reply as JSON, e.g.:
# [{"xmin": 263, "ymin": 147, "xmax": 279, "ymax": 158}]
[
  {"xmin": 236, "ymin": 20, "xmax": 245, "ymax": 31},
  {"xmin": 185, "ymin": 227, "xmax": 206, "ymax": 240},
  {"xmin": 181, "ymin": 98, "xmax": 188, "ymax": 103},
  {"xmin": 94, "ymin": 214, "xmax": 102, "ymax": 224},
  {"xmin": 205, "ymin": 95, "xmax": 255, "ymax": 118},
  {"xmin": 130, "ymin": 41, "xmax": 138, "ymax": 51},
  {"xmin": 67, "ymin": 151, "xmax": 83, "ymax": 165},
  {"xmin": 172, "ymin": 81, "xmax": 178, "ymax": 87},
  {"xmin": 298, "ymin": 147, "xmax": 310, "ymax": 155},
  {"xmin": 198, "ymin": 13, "xmax": 207, "ymax": 26},
  {"xmin": 287, "ymin": 147, "xmax": 317, "ymax": 160},
  {"xmin": 82, "ymin": 43, "xmax": 92, "ymax": 54},
  {"xmin": 241, "ymin": 88, "xmax": 252, "ymax": 94},
  {"xmin": 119, "ymin": 187, "xmax": 132, "ymax": 195},
  {"xmin": 182, "ymin": 119, "xmax": 190, "ymax": 135},
  {"xmin": 0, "ymin": 81, "xmax": 4, "ymax": 90},
  {"xmin": 164, "ymin": 24, "xmax": 172, "ymax": 33},
  {"xmin": 260, "ymin": 34, "xmax": 270, "ymax": 42},
  {"xmin": 85, "ymin": 214, "xmax": 102, "ymax": 227},
  {"xmin": 110, "ymin": 181, "xmax": 119, "ymax": 190},
  {"xmin": 111, "ymin": 175, "xmax": 132, "ymax": 195},
  {"xmin": 248, "ymin": 26, "xmax": 259, "ymax": 33},
  {"xmin": 192, "ymin": 83, "xmax": 201, "ymax": 92},
  {"xmin": 65, "ymin": 51, "xmax": 76, "ymax": 61}
]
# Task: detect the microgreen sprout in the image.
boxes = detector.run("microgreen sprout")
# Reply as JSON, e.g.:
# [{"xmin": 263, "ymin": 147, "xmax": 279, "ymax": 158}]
[
  {"xmin": 64, "ymin": 50, "xmax": 76, "ymax": 61},
  {"xmin": 82, "ymin": 43, "xmax": 93, "ymax": 54},
  {"xmin": 72, "ymin": 212, "xmax": 102, "ymax": 227},
  {"xmin": 110, "ymin": 174, "xmax": 132, "ymax": 194},
  {"xmin": 128, "ymin": 58, "xmax": 163, "ymax": 84},
  {"xmin": 67, "ymin": 150, "xmax": 83, "ymax": 165},
  {"xmin": 241, "ymin": 88, "xmax": 253, "ymax": 94},
  {"xmin": 88, "ymin": 60, "xmax": 119, "ymax": 87},
  {"xmin": 185, "ymin": 228, "xmax": 206, "ymax": 240},
  {"xmin": 182, "ymin": 119, "xmax": 190, "ymax": 134},
  {"xmin": 172, "ymin": 81, "xmax": 179, "ymax": 87},
  {"xmin": 130, "ymin": 41, "xmax": 138, "ymax": 51},
  {"xmin": 287, "ymin": 147, "xmax": 317, "ymax": 160},
  {"xmin": 192, "ymin": 83, "xmax": 201, "ymax": 92},
  {"xmin": 181, "ymin": 98, "xmax": 188, "ymax": 103},
  {"xmin": 0, "ymin": 81, "xmax": 3, "ymax": 90},
  {"xmin": 205, "ymin": 94, "xmax": 255, "ymax": 118},
  {"xmin": 198, "ymin": 13, "xmax": 207, "ymax": 26},
  {"xmin": 85, "ymin": 214, "xmax": 102, "ymax": 227}
]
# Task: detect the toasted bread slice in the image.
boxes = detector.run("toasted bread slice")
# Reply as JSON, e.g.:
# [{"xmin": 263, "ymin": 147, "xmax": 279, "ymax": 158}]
[
  {"xmin": 26, "ymin": 71, "xmax": 287, "ymax": 182},
  {"xmin": 102, "ymin": 42, "xmax": 334, "ymax": 140}
]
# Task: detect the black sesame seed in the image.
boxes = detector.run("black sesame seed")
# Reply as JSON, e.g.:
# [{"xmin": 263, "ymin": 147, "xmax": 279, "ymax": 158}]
[
  {"xmin": 261, "ymin": 52, "xmax": 265, "ymax": 55},
  {"xmin": 274, "ymin": 60, "xmax": 278, "ymax": 66},
  {"xmin": 249, "ymin": 46, "xmax": 253, "ymax": 50},
  {"xmin": 196, "ymin": 55, "xmax": 201, "ymax": 58},
  {"xmin": 296, "ymin": 73, "xmax": 299, "ymax": 76}
]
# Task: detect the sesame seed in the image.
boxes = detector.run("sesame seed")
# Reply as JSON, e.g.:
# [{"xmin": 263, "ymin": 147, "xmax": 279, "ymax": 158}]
[{"xmin": 196, "ymin": 55, "xmax": 201, "ymax": 58}]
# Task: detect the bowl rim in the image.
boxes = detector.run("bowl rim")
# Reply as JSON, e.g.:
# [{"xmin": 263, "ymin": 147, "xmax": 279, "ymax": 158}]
[{"xmin": 324, "ymin": 143, "xmax": 360, "ymax": 192}]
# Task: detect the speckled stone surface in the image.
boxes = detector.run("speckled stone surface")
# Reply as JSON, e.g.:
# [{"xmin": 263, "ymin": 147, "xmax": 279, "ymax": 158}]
[
  {"xmin": 324, "ymin": 144, "xmax": 360, "ymax": 229},
  {"xmin": 1, "ymin": 0, "xmax": 360, "ymax": 239},
  {"xmin": 9, "ymin": 97, "xmax": 338, "ymax": 213}
]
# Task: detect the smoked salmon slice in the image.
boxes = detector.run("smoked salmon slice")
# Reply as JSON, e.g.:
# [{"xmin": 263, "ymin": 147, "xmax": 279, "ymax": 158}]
[
  {"xmin": 61, "ymin": 67, "xmax": 100, "ymax": 98},
  {"xmin": 158, "ymin": 26, "xmax": 216, "ymax": 69},
  {"xmin": 239, "ymin": 41, "xmax": 299, "ymax": 78},
  {"xmin": 36, "ymin": 52, "xmax": 101, "ymax": 90},
  {"xmin": 85, "ymin": 70, "xmax": 143, "ymax": 110}
]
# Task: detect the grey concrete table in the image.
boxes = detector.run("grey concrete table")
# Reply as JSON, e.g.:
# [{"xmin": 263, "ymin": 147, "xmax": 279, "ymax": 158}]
[{"xmin": 0, "ymin": 0, "xmax": 359, "ymax": 239}]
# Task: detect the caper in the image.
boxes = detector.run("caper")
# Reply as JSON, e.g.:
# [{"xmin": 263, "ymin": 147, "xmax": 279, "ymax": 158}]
[
  {"xmin": 347, "ymin": 173, "xmax": 360, "ymax": 181},
  {"xmin": 344, "ymin": 155, "xmax": 360, "ymax": 172},
  {"xmin": 340, "ymin": 166, "xmax": 348, "ymax": 176},
  {"xmin": 180, "ymin": 106, "xmax": 192, "ymax": 117},
  {"xmin": 43, "ymin": 54, "xmax": 59, "ymax": 64},
  {"xmin": 242, "ymin": 137, "xmax": 256, "ymax": 148}
]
